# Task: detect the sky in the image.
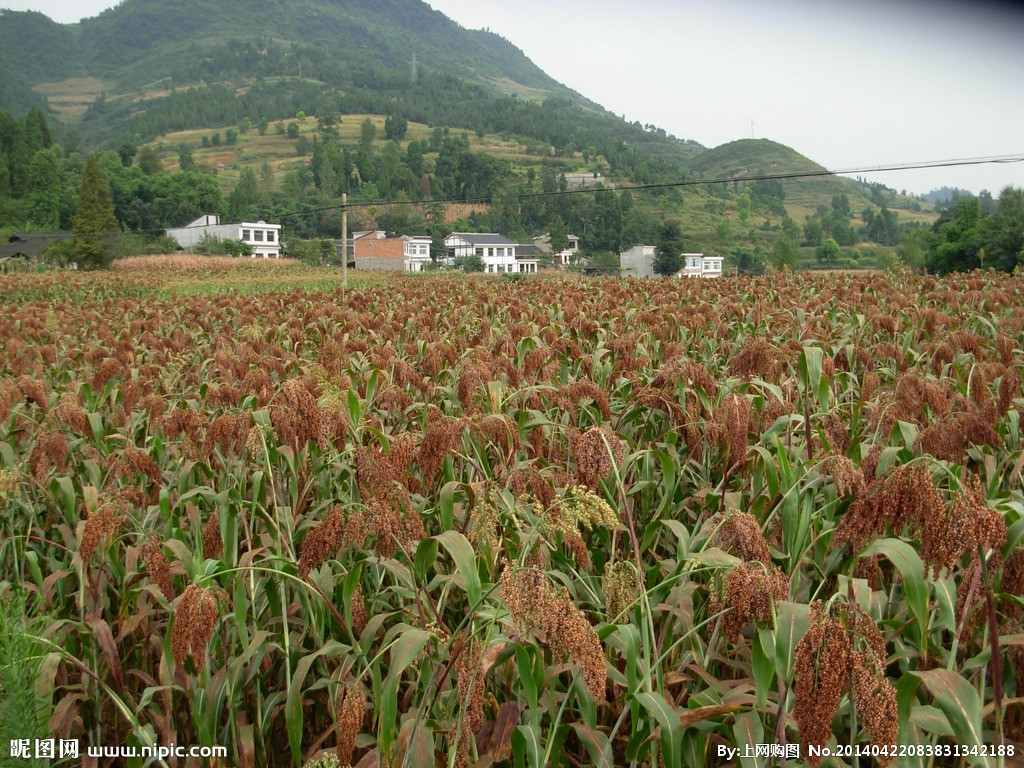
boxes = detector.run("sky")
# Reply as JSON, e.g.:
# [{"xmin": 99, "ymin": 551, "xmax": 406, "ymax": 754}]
[{"xmin": 4, "ymin": 0, "xmax": 1024, "ymax": 196}]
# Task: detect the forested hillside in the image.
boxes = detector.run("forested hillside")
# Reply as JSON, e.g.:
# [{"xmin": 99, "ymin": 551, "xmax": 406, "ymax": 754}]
[{"xmin": 6, "ymin": 0, "xmax": 1013, "ymax": 275}]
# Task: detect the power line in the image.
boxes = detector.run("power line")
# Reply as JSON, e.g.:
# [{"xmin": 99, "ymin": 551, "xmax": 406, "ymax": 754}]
[
  {"xmin": 283, "ymin": 153, "xmax": 1024, "ymax": 215},
  {"xmin": 135, "ymin": 153, "xmax": 1024, "ymax": 236}
]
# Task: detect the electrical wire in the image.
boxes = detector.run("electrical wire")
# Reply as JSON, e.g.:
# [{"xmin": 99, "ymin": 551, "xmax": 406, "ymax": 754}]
[{"xmin": 127, "ymin": 153, "xmax": 1024, "ymax": 237}]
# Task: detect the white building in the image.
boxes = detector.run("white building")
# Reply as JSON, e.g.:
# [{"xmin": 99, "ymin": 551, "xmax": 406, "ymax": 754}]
[
  {"xmin": 619, "ymin": 244, "xmax": 723, "ymax": 278},
  {"xmin": 166, "ymin": 215, "xmax": 282, "ymax": 258},
  {"xmin": 402, "ymin": 236, "xmax": 434, "ymax": 272},
  {"xmin": 534, "ymin": 232, "xmax": 580, "ymax": 267},
  {"xmin": 679, "ymin": 253, "xmax": 724, "ymax": 278},
  {"xmin": 444, "ymin": 232, "xmax": 538, "ymax": 274},
  {"xmin": 619, "ymin": 244, "xmax": 658, "ymax": 278}
]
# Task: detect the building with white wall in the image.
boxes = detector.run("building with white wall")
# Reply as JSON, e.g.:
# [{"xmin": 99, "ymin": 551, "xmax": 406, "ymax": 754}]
[
  {"xmin": 619, "ymin": 244, "xmax": 658, "ymax": 278},
  {"xmin": 534, "ymin": 232, "xmax": 580, "ymax": 267},
  {"xmin": 402, "ymin": 236, "xmax": 434, "ymax": 271},
  {"xmin": 620, "ymin": 245, "xmax": 723, "ymax": 278},
  {"xmin": 444, "ymin": 232, "xmax": 538, "ymax": 274},
  {"xmin": 166, "ymin": 215, "xmax": 282, "ymax": 258},
  {"xmin": 679, "ymin": 253, "xmax": 723, "ymax": 278}
]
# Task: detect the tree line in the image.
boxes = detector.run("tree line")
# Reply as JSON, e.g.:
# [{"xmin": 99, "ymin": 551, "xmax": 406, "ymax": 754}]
[{"xmin": 899, "ymin": 187, "xmax": 1024, "ymax": 274}]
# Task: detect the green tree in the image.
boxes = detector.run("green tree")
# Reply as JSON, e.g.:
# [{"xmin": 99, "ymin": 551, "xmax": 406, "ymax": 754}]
[
  {"xmin": 897, "ymin": 228, "xmax": 933, "ymax": 271},
  {"xmin": 405, "ymin": 140, "xmax": 424, "ymax": 179},
  {"xmin": 736, "ymin": 187, "xmax": 752, "ymax": 223},
  {"xmin": 455, "ymin": 253, "xmax": 484, "ymax": 272},
  {"xmin": 72, "ymin": 155, "xmax": 118, "ymax": 269},
  {"xmin": 227, "ymin": 167, "xmax": 259, "ymax": 220},
  {"xmin": 733, "ymin": 246, "xmax": 765, "ymax": 275},
  {"xmin": 260, "ymin": 162, "xmax": 275, "ymax": 194},
  {"xmin": 137, "ymin": 146, "xmax": 162, "ymax": 175},
  {"xmin": 117, "ymin": 141, "xmax": 137, "ymax": 168},
  {"xmin": 803, "ymin": 216, "xmax": 823, "ymax": 247},
  {"xmin": 27, "ymin": 147, "xmax": 62, "ymax": 230},
  {"xmin": 586, "ymin": 250, "xmax": 620, "ymax": 273},
  {"xmin": 547, "ymin": 216, "xmax": 570, "ymax": 259},
  {"xmin": 25, "ymin": 107, "xmax": 52, "ymax": 154},
  {"xmin": 979, "ymin": 186, "xmax": 1024, "ymax": 272},
  {"xmin": 816, "ymin": 237, "xmax": 841, "ymax": 264},
  {"xmin": 360, "ymin": 118, "xmax": 377, "ymax": 152},
  {"xmin": 178, "ymin": 145, "xmax": 195, "ymax": 171},
  {"xmin": 384, "ymin": 105, "xmax": 408, "ymax": 141},
  {"xmin": 781, "ymin": 212, "xmax": 801, "ymax": 241},
  {"xmin": 928, "ymin": 196, "xmax": 982, "ymax": 274},
  {"xmin": 769, "ymin": 234, "xmax": 801, "ymax": 271},
  {"xmin": 654, "ymin": 220, "xmax": 686, "ymax": 275}
]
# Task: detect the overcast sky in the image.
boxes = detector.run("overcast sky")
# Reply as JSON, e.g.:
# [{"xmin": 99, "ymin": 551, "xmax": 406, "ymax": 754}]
[{"xmin": 5, "ymin": 0, "xmax": 1024, "ymax": 196}]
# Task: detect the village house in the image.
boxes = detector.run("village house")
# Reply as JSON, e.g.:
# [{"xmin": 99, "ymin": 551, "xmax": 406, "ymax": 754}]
[
  {"xmin": 619, "ymin": 244, "xmax": 723, "ymax": 278},
  {"xmin": 444, "ymin": 232, "xmax": 539, "ymax": 274},
  {"xmin": 618, "ymin": 244, "xmax": 658, "ymax": 278},
  {"xmin": 533, "ymin": 232, "xmax": 580, "ymax": 267},
  {"xmin": 166, "ymin": 215, "xmax": 282, "ymax": 258},
  {"xmin": 680, "ymin": 253, "xmax": 724, "ymax": 278},
  {"xmin": 351, "ymin": 231, "xmax": 433, "ymax": 271},
  {"xmin": 0, "ymin": 232, "xmax": 72, "ymax": 263},
  {"xmin": 563, "ymin": 172, "xmax": 612, "ymax": 191}
]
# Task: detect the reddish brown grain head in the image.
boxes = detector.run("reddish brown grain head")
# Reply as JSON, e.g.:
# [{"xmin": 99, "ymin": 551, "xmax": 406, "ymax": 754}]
[
  {"xmin": 170, "ymin": 583, "xmax": 220, "ymax": 671},
  {"xmin": 335, "ymin": 683, "xmax": 366, "ymax": 766},
  {"xmin": 141, "ymin": 535, "xmax": 176, "ymax": 600}
]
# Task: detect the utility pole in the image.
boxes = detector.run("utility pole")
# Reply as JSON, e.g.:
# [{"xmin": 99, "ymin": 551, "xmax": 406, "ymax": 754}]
[{"xmin": 341, "ymin": 192, "xmax": 348, "ymax": 286}]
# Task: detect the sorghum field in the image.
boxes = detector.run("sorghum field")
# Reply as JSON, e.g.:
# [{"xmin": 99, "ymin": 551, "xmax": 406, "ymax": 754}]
[{"xmin": 1, "ymin": 256, "xmax": 1023, "ymax": 768}]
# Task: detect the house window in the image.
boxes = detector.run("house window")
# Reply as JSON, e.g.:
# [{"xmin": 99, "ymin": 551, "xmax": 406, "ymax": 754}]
[
  {"xmin": 266, "ymin": 231, "xmax": 275, "ymax": 243},
  {"xmin": 242, "ymin": 229, "xmax": 251, "ymax": 240},
  {"xmin": 254, "ymin": 230, "xmax": 264, "ymax": 242}
]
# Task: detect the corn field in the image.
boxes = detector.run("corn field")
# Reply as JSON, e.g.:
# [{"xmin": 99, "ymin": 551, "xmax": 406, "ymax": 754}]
[{"xmin": 1, "ymin": 256, "xmax": 1023, "ymax": 768}]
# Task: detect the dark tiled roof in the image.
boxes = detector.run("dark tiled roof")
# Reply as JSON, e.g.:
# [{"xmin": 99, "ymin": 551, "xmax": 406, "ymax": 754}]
[
  {"xmin": 0, "ymin": 232, "xmax": 71, "ymax": 260},
  {"xmin": 449, "ymin": 232, "xmax": 518, "ymax": 246}
]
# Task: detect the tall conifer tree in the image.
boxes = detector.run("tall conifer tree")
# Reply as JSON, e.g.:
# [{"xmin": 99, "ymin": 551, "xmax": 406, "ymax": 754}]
[{"xmin": 72, "ymin": 155, "xmax": 118, "ymax": 269}]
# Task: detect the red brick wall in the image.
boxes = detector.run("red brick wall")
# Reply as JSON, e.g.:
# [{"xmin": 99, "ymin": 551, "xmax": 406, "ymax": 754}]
[{"xmin": 353, "ymin": 237, "xmax": 404, "ymax": 261}]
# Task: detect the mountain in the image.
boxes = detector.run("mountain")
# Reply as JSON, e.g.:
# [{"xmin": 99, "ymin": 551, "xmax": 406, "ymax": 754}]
[
  {"xmin": 0, "ymin": 0, "xmax": 936, "ymax": 265},
  {"xmin": 0, "ymin": 0, "xmax": 593, "ymax": 115}
]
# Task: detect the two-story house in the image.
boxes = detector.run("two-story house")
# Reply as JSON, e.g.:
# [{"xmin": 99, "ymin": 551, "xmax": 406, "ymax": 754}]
[
  {"xmin": 619, "ymin": 244, "xmax": 658, "ymax": 278},
  {"xmin": 166, "ymin": 215, "xmax": 282, "ymax": 258},
  {"xmin": 680, "ymin": 254, "xmax": 724, "ymax": 278},
  {"xmin": 401, "ymin": 236, "xmax": 434, "ymax": 271},
  {"xmin": 533, "ymin": 232, "xmax": 580, "ymax": 267},
  {"xmin": 352, "ymin": 231, "xmax": 433, "ymax": 271},
  {"xmin": 444, "ymin": 233, "xmax": 539, "ymax": 274},
  {"xmin": 619, "ymin": 244, "xmax": 724, "ymax": 278}
]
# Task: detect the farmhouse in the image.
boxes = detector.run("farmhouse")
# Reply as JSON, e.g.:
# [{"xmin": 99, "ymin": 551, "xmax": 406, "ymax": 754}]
[
  {"xmin": 563, "ymin": 172, "xmax": 612, "ymax": 191},
  {"xmin": 0, "ymin": 232, "xmax": 72, "ymax": 262},
  {"xmin": 619, "ymin": 244, "xmax": 723, "ymax": 278},
  {"xmin": 533, "ymin": 232, "xmax": 580, "ymax": 267},
  {"xmin": 351, "ymin": 231, "xmax": 433, "ymax": 271},
  {"xmin": 444, "ymin": 232, "xmax": 539, "ymax": 274},
  {"xmin": 166, "ymin": 214, "xmax": 282, "ymax": 258},
  {"xmin": 619, "ymin": 244, "xmax": 658, "ymax": 278},
  {"xmin": 679, "ymin": 253, "xmax": 724, "ymax": 278}
]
